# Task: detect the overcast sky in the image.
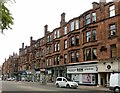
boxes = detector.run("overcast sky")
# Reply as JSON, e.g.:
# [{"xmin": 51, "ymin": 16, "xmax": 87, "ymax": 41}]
[{"xmin": 0, "ymin": 0, "xmax": 112, "ymax": 65}]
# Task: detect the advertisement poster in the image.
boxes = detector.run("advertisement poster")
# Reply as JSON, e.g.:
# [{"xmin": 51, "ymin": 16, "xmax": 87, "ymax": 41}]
[{"xmin": 82, "ymin": 74, "xmax": 92, "ymax": 83}]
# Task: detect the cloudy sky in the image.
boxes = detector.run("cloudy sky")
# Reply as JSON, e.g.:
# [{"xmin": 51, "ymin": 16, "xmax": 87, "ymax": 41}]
[{"xmin": 0, "ymin": 0, "xmax": 112, "ymax": 65}]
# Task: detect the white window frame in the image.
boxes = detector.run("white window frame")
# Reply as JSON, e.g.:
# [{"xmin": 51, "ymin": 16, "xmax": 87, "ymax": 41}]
[
  {"xmin": 92, "ymin": 12, "xmax": 96, "ymax": 22},
  {"xmin": 70, "ymin": 21, "xmax": 74, "ymax": 31},
  {"xmin": 86, "ymin": 14, "xmax": 91, "ymax": 25},
  {"xmin": 86, "ymin": 31, "xmax": 91, "ymax": 42},
  {"xmin": 109, "ymin": 5, "xmax": 115, "ymax": 17},
  {"xmin": 64, "ymin": 26, "xmax": 67, "ymax": 35},
  {"xmin": 75, "ymin": 20, "xmax": 79, "ymax": 29},
  {"xmin": 64, "ymin": 40, "xmax": 67, "ymax": 49}
]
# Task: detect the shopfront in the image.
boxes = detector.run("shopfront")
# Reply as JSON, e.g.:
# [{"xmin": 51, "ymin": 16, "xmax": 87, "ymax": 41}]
[{"xmin": 67, "ymin": 64, "xmax": 98, "ymax": 85}]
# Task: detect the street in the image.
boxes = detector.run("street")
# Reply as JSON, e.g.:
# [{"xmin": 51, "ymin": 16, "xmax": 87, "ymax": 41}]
[{"xmin": 0, "ymin": 81, "xmax": 111, "ymax": 93}]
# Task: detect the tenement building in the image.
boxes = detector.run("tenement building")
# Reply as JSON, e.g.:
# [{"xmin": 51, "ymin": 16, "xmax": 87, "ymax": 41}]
[{"xmin": 2, "ymin": 0, "xmax": 120, "ymax": 87}]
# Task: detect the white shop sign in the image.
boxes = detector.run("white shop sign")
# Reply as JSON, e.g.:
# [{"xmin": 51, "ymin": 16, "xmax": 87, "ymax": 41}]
[{"xmin": 67, "ymin": 65, "xmax": 98, "ymax": 74}]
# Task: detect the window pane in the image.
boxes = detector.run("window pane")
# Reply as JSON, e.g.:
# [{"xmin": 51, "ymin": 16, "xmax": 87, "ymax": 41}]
[
  {"xmin": 64, "ymin": 40, "xmax": 67, "ymax": 49},
  {"xmin": 57, "ymin": 43, "xmax": 60, "ymax": 51},
  {"xmin": 64, "ymin": 26, "xmax": 67, "ymax": 35},
  {"xmin": 71, "ymin": 52, "xmax": 75, "ymax": 62},
  {"xmin": 86, "ymin": 31, "xmax": 91, "ymax": 42},
  {"xmin": 54, "ymin": 31, "xmax": 57, "ymax": 39},
  {"xmin": 71, "ymin": 21, "xmax": 74, "ymax": 31},
  {"xmin": 76, "ymin": 36, "xmax": 79, "ymax": 45},
  {"xmin": 57, "ymin": 56, "xmax": 60, "ymax": 65},
  {"xmin": 110, "ymin": 24, "xmax": 116, "ymax": 36},
  {"xmin": 111, "ymin": 45, "xmax": 117, "ymax": 58},
  {"xmin": 71, "ymin": 37, "xmax": 75, "ymax": 46},
  {"xmin": 86, "ymin": 14, "xmax": 90, "ymax": 25},
  {"xmin": 92, "ymin": 12, "xmax": 96, "ymax": 22},
  {"xmin": 86, "ymin": 49, "xmax": 91, "ymax": 61},
  {"xmin": 92, "ymin": 29, "xmax": 96, "ymax": 41},
  {"xmin": 76, "ymin": 52, "xmax": 79, "ymax": 62},
  {"xmin": 57, "ymin": 30, "xmax": 60, "ymax": 38},
  {"xmin": 109, "ymin": 5, "xmax": 115, "ymax": 17},
  {"xmin": 93, "ymin": 48, "xmax": 97, "ymax": 60},
  {"xmin": 54, "ymin": 44, "xmax": 57, "ymax": 52},
  {"xmin": 64, "ymin": 54, "xmax": 67, "ymax": 64},
  {"xmin": 75, "ymin": 20, "xmax": 79, "ymax": 29}
]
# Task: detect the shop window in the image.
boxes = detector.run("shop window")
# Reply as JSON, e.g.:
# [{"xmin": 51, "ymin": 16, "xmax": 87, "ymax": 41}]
[
  {"xmin": 110, "ymin": 44, "xmax": 117, "ymax": 58},
  {"xmin": 93, "ymin": 48, "xmax": 97, "ymax": 60},
  {"xmin": 109, "ymin": 5, "xmax": 115, "ymax": 17},
  {"xmin": 109, "ymin": 24, "xmax": 116, "ymax": 36},
  {"xmin": 82, "ymin": 74, "xmax": 92, "ymax": 84}
]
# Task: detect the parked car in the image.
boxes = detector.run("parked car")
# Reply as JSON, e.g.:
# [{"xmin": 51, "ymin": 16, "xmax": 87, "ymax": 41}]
[
  {"xmin": 109, "ymin": 73, "xmax": 120, "ymax": 93},
  {"xmin": 55, "ymin": 77, "xmax": 78, "ymax": 89}
]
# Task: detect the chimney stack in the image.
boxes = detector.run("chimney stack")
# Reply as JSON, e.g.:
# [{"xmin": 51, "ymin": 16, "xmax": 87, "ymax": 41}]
[
  {"xmin": 60, "ymin": 12, "xmax": 66, "ymax": 27},
  {"xmin": 44, "ymin": 24, "xmax": 48, "ymax": 36},
  {"xmin": 30, "ymin": 36, "xmax": 33, "ymax": 45},
  {"xmin": 22, "ymin": 43, "xmax": 24, "ymax": 49}
]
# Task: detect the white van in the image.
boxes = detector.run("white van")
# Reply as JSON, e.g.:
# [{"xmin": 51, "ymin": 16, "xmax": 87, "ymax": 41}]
[{"xmin": 109, "ymin": 73, "xmax": 120, "ymax": 93}]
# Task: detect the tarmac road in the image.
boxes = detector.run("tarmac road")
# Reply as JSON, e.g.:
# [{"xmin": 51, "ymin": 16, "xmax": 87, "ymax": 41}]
[{"xmin": 1, "ymin": 81, "xmax": 111, "ymax": 93}]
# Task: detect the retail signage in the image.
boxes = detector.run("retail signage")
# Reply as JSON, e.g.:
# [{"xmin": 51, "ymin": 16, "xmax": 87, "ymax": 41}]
[{"xmin": 67, "ymin": 65, "xmax": 98, "ymax": 73}]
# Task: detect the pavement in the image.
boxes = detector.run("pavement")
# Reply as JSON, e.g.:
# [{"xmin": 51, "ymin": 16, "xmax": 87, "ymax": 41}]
[{"xmin": 17, "ymin": 81, "xmax": 110, "ymax": 91}]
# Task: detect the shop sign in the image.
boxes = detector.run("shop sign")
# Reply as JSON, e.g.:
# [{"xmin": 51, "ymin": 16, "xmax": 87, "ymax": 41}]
[{"xmin": 67, "ymin": 66, "xmax": 98, "ymax": 73}]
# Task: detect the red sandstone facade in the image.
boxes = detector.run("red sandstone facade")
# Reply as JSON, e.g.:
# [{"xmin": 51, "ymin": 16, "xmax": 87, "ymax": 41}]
[{"xmin": 2, "ymin": 0, "xmax": 120, "ymax": 86}]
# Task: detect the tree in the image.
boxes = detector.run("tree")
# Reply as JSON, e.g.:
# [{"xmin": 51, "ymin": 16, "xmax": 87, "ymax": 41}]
[{"xmin": 0, "ymin": 0, "xmax": 15, "ymax": 33}]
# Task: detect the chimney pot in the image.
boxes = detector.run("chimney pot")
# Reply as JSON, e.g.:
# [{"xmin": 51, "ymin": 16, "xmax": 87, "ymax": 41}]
[
  {"xmin": 22, "ymin": 43, "xmax": 24, "ymax": 49},
  {"xmin": 44, "ymin": 24, "xmax": 48, "ymax": 36}
]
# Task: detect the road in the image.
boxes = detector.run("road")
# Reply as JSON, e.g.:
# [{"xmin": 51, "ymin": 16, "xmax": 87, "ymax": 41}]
[{"xmin": 1, "ymin": 81, "xmax": 111, "ymax": 93}]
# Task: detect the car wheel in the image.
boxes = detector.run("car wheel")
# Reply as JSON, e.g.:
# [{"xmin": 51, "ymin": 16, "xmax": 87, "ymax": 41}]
[
  {"xmin": 66, "ymin": 84, "xmax": 70, "ymax": 88},
  {"xmin": 114, "ymin": 87, "xmax": 120, "ymax": 93},
  {"xmin": 56, "ymin": 83, "xmax": 59, "ymax": 88}
]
